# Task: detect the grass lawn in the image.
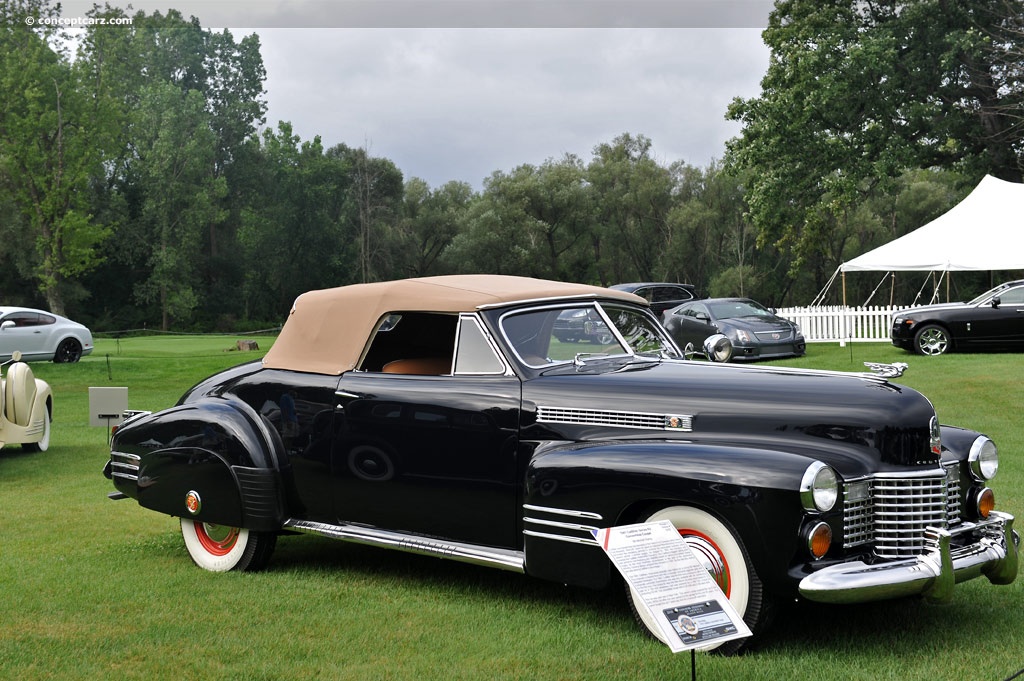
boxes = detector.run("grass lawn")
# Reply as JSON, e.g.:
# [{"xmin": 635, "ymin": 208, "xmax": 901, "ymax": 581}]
[{"xmin": 1, "ymin": 337, "xmax": 1022, "ymax": 680}]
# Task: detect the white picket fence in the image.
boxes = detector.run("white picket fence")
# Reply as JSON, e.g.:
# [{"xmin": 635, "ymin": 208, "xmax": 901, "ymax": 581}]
[{"xmin": 775, "ymin": 305, "xmax": 902, "ymax": 343}]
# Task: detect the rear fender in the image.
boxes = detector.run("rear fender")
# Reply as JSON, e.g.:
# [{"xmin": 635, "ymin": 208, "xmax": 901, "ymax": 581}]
[{"xmin": 114, "ymin": 396, "xmax": 287, "ymax": 531}]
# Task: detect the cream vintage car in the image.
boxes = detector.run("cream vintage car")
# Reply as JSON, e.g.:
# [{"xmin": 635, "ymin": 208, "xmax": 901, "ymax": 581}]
[{"xmin": 1, "ymin": 351, "xmax": 53, "ymax": 452}]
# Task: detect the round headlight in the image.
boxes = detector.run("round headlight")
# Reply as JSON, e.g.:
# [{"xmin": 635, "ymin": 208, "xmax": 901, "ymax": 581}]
[
  {"xmin": 968, "ymin": 436, "xmax": 998, "ymax": 481},
  {"xmin": 800, "ymin": 461, "xmax": 839, "ymax": 512}
]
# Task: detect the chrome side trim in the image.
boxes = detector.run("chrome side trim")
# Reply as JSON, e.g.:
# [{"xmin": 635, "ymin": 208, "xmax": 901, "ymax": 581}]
[
  {"xmin": 109, "ymin": 451, "xmax": 140, "ymax": 482},
  {"xmin": 524, "ymin": 517, "xmax": 601, "ymax": 534},
  {"xmin": 283, "ymin": 519, "xmax": 525, "ymax": 573},
  {"xmin": 522, "ymin": 504, "xmax": 603, "ymax": 520},
  {"xmin": 523, "ymin": 504, "xmax": 603, "ymax": 546},
  {"xmin": 523, "ymin": 529, "xmax": 600, "ymax": 546}
]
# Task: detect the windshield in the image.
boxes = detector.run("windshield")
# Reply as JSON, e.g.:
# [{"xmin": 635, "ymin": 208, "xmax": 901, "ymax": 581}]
[
  {"xmin": 500, "ymin": 302, "xmax": 680, "ymax": 367},
  {"xmin": 708, "ymin": 299, "xmax": 771, "ymax": 320},
  {"xmin": 967, "ymin": 282, "xmax": 1019, "ymax": 306}
]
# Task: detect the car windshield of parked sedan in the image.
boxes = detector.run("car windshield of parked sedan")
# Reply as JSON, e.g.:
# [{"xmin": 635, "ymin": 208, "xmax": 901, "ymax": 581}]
[
  {"xmin": 501, "ymin": 303, "xmax": 679, "ymax": 367},
  {"xmin": 967, "ymin": 281, "xmax": 1024, "ymax": 306},
  {"xmin": 708, "ymin": 299, "xmax": 773, "ymax": 320}
]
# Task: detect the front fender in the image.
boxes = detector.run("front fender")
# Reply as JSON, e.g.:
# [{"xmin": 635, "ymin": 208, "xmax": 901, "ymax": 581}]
[
  {"xmin": 110, "ymin": 396, "xmax": 287, "ymax": 531},
  {"xmin": 522, "ymin": 439, "xmax": 822, "ymax": 591}
]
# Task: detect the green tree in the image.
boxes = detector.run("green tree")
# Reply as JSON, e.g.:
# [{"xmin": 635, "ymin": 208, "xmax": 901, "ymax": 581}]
[
  {"xmin": 399, "ymin": 178, "xmax": 474, "ymax": 277},
  {"xmin": 327, "ymin": 143, "xmax": 405, "ymax": 283},
  {"xmin": 445, "ymin": 170, "xmax": 539, "ymax": 276},
  {"xmin": 131, "ymin": 83, "xmax": 226, "ymax": 329},
  {"xmin": 586, "ymin": 134, "xmax": 674, "ymax": 284},
  {"xmin": 239, "ymin": 124, "xmax": 352, "ymax": 319},
  {"xmin": 726, "ymin": 0, "xmax": 1024, "ymax": 279},
  {"xmin": 77, "ymin": 7, "xmax": 268, "ymax": 328},
  {"xmin": 662, "ymin": 162, "xmax": 758, "ymax": 296},
  {"xmin": 0, "ymin": 0, "xmax": 114, "ymax": 315}
]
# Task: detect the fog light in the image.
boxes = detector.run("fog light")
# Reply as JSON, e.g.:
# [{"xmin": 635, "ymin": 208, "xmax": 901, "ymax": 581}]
[
  {"xmin": 806, "ymin": 521, "xmax": 832, "ymax": 559},
  {"xmin": 973, "ymin": 487, "xmax": 995, "ymax": 519}
]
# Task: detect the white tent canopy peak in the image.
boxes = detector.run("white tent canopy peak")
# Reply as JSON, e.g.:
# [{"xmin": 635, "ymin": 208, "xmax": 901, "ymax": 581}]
[{"xmin": 840, "ymin": 175, "xmax": 1024, "ymax": 273}]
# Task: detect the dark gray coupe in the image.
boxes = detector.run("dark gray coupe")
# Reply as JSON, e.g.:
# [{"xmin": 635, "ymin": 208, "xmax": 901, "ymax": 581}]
[{"xmin": 663, "ymin": 298, "xmax": 806, "ymax": 361}]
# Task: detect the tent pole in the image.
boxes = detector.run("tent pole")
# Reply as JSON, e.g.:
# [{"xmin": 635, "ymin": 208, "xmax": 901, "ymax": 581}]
[{"xmin": 890, "ymin": 273, "xmax": 895, "ymax": 306}]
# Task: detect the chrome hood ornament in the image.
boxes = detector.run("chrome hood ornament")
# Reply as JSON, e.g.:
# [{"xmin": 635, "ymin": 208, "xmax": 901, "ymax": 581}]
[{"xmin": 863, "ymin": 362, "xmax": 909, "ymax": 379}]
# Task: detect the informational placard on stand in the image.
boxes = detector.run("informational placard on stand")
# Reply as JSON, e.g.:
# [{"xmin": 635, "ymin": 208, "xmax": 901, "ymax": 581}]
[
  {"xmin": 593, "ymin": 520, "xmax": 751, "ymax": 653},
  {"xmin": 88, "ymin": 387, "xmax": 128, "ymax": 427}
]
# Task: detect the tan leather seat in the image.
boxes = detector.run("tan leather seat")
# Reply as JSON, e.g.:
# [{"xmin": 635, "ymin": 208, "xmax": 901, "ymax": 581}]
[{"xmin": 380, "ymin": 358, "xmax": 451, "ymax": 375}]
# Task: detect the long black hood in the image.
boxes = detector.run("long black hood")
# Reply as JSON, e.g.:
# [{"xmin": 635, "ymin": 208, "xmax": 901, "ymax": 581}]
[{"xmin": 522, "ymin": 359, "xmax": 939, "ymax": 477}]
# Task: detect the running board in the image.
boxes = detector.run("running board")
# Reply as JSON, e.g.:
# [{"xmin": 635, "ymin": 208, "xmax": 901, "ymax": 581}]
[{"xmin": 283, "ymin": 519, "xmax": 525, "ymax": 573}]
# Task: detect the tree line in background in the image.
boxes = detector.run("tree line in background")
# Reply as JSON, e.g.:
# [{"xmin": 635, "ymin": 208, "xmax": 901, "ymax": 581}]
[{"xmin": 1, "ymin": 0, "xmax": 1021, "ymax": 333}]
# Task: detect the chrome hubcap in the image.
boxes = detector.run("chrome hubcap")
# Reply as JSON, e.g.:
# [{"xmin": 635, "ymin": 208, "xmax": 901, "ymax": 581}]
[{"xmin": 918, "ymin": 329, "xmax": 948, "ymax": 355}]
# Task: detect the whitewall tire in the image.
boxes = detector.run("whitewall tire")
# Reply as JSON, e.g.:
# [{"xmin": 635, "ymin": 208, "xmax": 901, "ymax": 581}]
[
  {"xmin": 180, "ymin": 519, "xmax": 276, "ymax": 572},
  {"xmin": 625, "ymin": 505, "xmax": 769, "ymax": 654}
]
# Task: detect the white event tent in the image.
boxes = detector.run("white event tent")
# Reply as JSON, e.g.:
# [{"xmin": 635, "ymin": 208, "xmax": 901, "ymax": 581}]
[
  {"xmin": 841, "ymin": 174, "xmax": 1024, "ymax": 273},
  {"xmin": 817, "ymin": 175, "xmax": 1024, "ymax": 306}
]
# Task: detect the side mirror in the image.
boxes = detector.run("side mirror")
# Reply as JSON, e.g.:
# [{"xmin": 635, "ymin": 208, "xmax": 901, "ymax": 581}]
[
  {"xmin": 702, "ymin": 334, "xmax": 734, "ymax": 363},
  {"xmin": 11, "ymin": 351, "xmax": 21, "ymax": 361},
  {"xmin": 991, "ymin": 296, "xmax": 1001, "ymax": 309},
  {"xmin": 0, "ymin": 320, "xmax": 14, "ymax": 331}
]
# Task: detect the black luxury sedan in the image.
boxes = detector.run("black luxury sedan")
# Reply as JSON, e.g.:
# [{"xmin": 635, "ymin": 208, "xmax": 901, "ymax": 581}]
[
  {"xmin": 891, "ymin": 279, "xmax": 1024, "ymax": 356},
  {"xmin": 663, "ymin": 297, "xmax": 806, "ymax": 361},
  {"xmin": 104, "ymin": 275, "xmax": 1016, "ymax": 654}
]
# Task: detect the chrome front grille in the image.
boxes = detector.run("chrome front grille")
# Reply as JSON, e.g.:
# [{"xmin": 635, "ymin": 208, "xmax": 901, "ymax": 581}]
[
  {"xmin": 108, "ymin": 451, "xmax": 140, "ymax": 482},
  {"xmin": 753, "ymin": 329, "xmax": 793, "ymax": 342},
  {"xmin": 843, "ymin": 465, "xmax": 961, "ymax": 559}
]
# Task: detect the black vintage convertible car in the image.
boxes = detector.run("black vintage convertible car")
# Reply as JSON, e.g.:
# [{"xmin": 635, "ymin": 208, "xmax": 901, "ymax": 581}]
[
  {"xmin": 891, "ymin": 279, "xmax": 1024, "ymax": 356},
  {"xmin": 104, "ymin": 275, "xmax": 1018, "ymax": 653}
]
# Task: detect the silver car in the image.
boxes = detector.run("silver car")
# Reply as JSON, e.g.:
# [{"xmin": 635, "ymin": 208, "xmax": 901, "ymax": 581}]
[{"xmin": 0, "ymin": 307, "xmax": 94, "ymax": 363}]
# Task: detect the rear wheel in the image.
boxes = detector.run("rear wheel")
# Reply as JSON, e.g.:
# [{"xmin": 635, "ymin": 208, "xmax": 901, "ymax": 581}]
[
  {"xmin": 180, "ymin": 519, "xmax": 277, "ymax": 572},
  {"xmin": 913, "ymin": 324, "xmax": 950, "ymax": 356},
  {"xmin": 53, "ymin": 338, "xmax": 83, "ymax": 363},
  {"xmin": 625, "ymin": 506, "xmax": 771, "ymax": 655}
]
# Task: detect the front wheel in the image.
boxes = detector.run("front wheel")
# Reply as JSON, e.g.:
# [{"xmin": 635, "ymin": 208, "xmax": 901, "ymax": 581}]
[
  {"xmin": 625, "ymin": 506, "xmax": 771, "ymax": 655},
  {"xmin": 913, "ymin": 324, "xmax": 951, "ymax": 356},
  {"xmin": 180, "ymin": 519, "xmax": 277, "ymax": 572}
]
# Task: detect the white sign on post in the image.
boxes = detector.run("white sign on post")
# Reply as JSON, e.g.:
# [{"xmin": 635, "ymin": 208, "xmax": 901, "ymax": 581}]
[
  {"xmin": 88, "ymin": 387, "xmax": 128, "ymax": 427},
  {"xmin": 593, "ymin": 520, "xmax": 752, "ymax": 653}
]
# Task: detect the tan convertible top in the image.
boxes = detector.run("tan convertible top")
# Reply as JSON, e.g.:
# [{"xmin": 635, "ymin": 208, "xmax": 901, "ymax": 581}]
[{"xmin": 262, "ymin": 275, "xmax": 645, "ymax": 375}]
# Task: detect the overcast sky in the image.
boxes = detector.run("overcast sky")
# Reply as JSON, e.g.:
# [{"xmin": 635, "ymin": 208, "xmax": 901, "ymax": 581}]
[{"xmin": 59, "ymin": 1, "xmax": 774, "ymax": 189}]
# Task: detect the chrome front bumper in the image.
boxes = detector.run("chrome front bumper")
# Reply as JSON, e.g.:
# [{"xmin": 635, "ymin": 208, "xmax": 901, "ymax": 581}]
[{"xmin": 799, "ymin": 511, "xmax": 1019, "ymax": 604}]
